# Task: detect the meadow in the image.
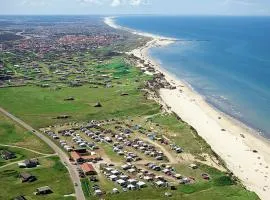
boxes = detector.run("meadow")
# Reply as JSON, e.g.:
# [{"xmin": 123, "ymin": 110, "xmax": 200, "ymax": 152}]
[
  {"xmin": 0, "ymin": 58, "xmax": 159, "ymax": 128},
  {"xmin": 0, "ymin": 112, "xmax": 53, "ymax": 153},
  {"xmin": 0, "ymin": 156, "xmax": 75, "ymax": 200}
]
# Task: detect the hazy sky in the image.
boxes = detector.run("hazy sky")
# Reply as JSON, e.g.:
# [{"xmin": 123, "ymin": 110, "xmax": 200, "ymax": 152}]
[{"xmin": 1, "ymin": 0, "xmax": 270, "ymax": 15}]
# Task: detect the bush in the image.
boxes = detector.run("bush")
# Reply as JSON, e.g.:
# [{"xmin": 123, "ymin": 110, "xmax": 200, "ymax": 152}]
[{"xmin": 214, "ymin": 176, "xmax": 234, "ymax": 186}]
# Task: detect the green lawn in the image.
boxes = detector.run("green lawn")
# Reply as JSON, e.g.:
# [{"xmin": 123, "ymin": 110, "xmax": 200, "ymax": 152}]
[
  {"xmin": 0, "ymin": 156, "xmax": 75, "ymax": 200},
  {"xmin": 0, "ymin": 84, "xmax": 159, "ymax": 128},
  {"xmin": 103, "ymin": 185, "xmax": 259, "ymax": 200},
  {"xmin": 0, "ymin": 59, "xmax": 159, "ymax": 128},
  {"xmin": 81, "ymin": 182, "xmax": 258, "ymax": 200},
  {"xmin": 0, "ymin": 112, "xmax": 53, "ymax": 154}
]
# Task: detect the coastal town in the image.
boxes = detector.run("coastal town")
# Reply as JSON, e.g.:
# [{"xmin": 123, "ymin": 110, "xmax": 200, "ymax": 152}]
[{"xmin": 0, "ymin": 15, "xmax": 268, "ymax": 200}]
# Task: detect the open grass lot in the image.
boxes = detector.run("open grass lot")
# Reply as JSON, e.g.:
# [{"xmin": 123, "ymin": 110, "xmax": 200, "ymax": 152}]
[
  {"xmin": 0, "ymin": 112, "xmax": 53, "ymax": 154},
  {"xmin": 0, "ymin": 84, "xmax": 159, "ymax": 128},
  {"xmin": 0, "ymin": 59, "xmax": 159, "ymax": 128},
  {"xmin": 0, "ymin": 156, "xmax": 75, "ymax": 200}
]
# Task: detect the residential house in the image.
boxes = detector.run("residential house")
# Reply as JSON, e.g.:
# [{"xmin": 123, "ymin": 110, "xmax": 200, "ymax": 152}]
[
  {"xmin": 36, "ymin": 186, "xmax": 53, "ymax": 195},
  {"xmin": 1, "ymin": 150, "xmax": 16, "ymax": 160},
  {"xmin": 19, "ymin": 172, "xmax": 36, "ymax": 183}
]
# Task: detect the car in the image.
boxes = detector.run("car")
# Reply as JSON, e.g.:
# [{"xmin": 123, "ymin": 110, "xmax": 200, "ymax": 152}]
[{"xmin": 74, "ymin": 183, "xmax": 78, "ymax": 186}]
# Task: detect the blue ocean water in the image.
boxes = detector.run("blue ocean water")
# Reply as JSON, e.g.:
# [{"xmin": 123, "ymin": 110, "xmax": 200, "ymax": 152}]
[{"xmin": 116, "ymin": 16, "xmax": 270, "ymax": 138}]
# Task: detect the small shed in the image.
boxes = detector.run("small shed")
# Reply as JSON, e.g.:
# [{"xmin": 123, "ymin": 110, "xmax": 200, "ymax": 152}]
[{"xmin": 36, "ymin": 186, "xmax": 53, "ymax": 195}]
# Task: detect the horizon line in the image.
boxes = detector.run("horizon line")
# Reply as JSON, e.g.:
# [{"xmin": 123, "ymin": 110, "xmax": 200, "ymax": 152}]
[{"xmin": 1, "ymin": 14, "xmax": 270, "ymax": 17}]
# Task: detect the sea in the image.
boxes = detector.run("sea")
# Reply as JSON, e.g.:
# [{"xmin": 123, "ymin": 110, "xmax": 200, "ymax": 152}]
[{"xmin": 115, "ymin": 16, "xmax": 270, "ymax": 139}]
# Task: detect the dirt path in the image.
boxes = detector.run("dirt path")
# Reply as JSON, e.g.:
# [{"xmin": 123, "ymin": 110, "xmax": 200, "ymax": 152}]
[
  {"xmin": 0, "ymin": 144, "xmax": 52, "ymax": 156},
  {"xmin": 144, "ymin": 137, "xmax": 178, "ymax": 164}
]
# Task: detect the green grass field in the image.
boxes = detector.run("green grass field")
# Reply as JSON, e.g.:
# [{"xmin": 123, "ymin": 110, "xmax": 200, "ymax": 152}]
[
  {"xmin": 103, "ymin": 185, "xmax": 259, "ymax": 200},
  {"xmin": 0, "ymin": 59, "xmax": 159, "ymax": 128},
  {"xmin": 0, "ymin": 112, "xmax": 53, "ymax": 154},
  {"xmin": 0, "ymin": 156, "xmax": 75, "ymax": 200}
]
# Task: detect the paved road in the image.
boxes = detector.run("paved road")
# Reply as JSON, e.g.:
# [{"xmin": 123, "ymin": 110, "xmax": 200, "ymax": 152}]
[{"xmin": 0, "ymin": 107, "xmax": 85, "ymax": 200}]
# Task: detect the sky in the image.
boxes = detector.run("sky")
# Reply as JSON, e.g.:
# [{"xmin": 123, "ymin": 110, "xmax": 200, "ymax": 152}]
[{"xmin": 1, "ymin": 0, "xmax": 270, "ymax": 15}]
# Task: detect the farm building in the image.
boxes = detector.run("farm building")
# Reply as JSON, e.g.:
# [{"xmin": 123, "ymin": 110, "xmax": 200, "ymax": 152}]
[
  {"xmin": 70, "ymin": 151, "xmax": 84, "ymax": 163},
  {"xmin": 80, "ymin": 163, "xmax": 97, "ymax": 175}
]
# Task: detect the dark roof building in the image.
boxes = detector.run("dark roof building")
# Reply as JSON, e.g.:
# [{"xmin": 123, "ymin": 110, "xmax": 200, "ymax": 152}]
[
  {"xmin": 14, "ymin": 196, "xmax": 27, "ymax": 200},
  {"xmin": 1, "ymin": 150, "xmax": 16, "ymax": 160},
  {"xmin": 24, "ymin": 159, "xmax": 39, "ymax": 168},
  {"xmin": 19, "ymin": 172, "xmax": 37, "ymax": 183}
]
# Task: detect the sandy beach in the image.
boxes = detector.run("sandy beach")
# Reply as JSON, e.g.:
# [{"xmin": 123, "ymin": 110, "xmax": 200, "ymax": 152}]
[{"xmin": 104, "ymin": 16, "xmax": 270, "ymax": 200}]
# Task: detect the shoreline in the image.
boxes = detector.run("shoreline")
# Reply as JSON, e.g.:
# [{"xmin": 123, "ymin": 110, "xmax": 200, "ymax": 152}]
[{"xmin": 104, "ymin": 16, "xmax": 270, "ymax": 200}]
